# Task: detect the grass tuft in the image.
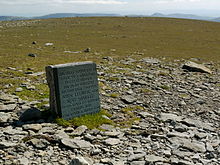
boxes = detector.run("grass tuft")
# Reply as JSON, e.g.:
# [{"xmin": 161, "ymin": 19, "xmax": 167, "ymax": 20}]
[{"xmin": 55, "ymin": 109, "xmax": 113, "ymax": 129}]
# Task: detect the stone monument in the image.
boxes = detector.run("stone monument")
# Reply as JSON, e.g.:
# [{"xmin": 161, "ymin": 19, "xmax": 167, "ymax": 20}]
[{"xmin": 46, "ymin": 61, "xmax": 100, "ymax": 120}]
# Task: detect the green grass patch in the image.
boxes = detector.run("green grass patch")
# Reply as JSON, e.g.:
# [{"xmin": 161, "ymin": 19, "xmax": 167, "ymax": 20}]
[
  {"xmin": 160, "ymin": 85, "xmax": 170, "ymax": 90},
  {"xmin": 117, "ymin": 117, "xmax": 140, "ymax": 128},
  {"xmin": 178, "ymin": 93, "xmax": 190, "ymax": 99},
  {"xmin": 158, "ymin": 71, "xmax": 169, "ymax": 76},
  {"xmin": 108, "ymin": 77, "xmax": 119, "ymax": 81},
  {"xmin": 119, "ymin": 106, "xmax": 142, "ymax": 128},
  {"xmin": 140, "ymin": 88, "xmax": 153, "ymax": 94},
  {"xmin": 109, "ymin": 93, "xmax": 119, "ymax": 98},
  {"xmin": 55, "ymin": 109, "xmax": 113, "ymax": 129},
  {"xmin": 15, "ymin": 84, "xmax": 49, "ymax": 101}
]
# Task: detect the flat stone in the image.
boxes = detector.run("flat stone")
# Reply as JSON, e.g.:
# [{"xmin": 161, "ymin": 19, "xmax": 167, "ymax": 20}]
[
  {"xmin": 26, "ymin": 85, "xmax": 35, "ymax": 90},
  {"xmin": 181, "ymin": 118, "xmax": 214, "ymax": 131},
  {"xmin": 130, "ymin": 161, "xmax": 146, "ymax": 165},
  {"xmin": 184, "ymin": 141, "xmax": 206, "ymax": 153},
  {"xmin": 3, "ymin": 126, "xmax": 28, "ymax": 135},
  {"xmin": 142, "ymin": 58, "xmax": 160, "ymax": 64},
  {"xmin": 90, "ymin": 148, "xmax": 102, "ymax": 155},
  {"xmin": 160, "ymin": 113, "xmax": 182, "ymax": 122},
  {"xmin": 71, "ymin": 125, "xmax": 87, "ymax": 136},
  {"xmin": 18, "ymin": 157, "xmax": 29, "ymax": 165},
  {"xmin": 104, "ymin": 138, "xmax": 121, "ymax": 146},
  {"xmin": 170, "ymin": 137, "xmax": 206, "ymax": 153},
  {"xmin": 182, "ymin": 61, "xmax": 212, "ymax": 74},
  {"xmin": 39, "ymin": 127, "xmax": 55, "ymax": 134},
  {"xmin": 29, "ymin": 138, "xmax": 50, "ymax": 149},
  {"xmin": 22, "ymin": 124, "xmax": 42, "ymax": 132},
  {"xmin": 69, "ymin": 157, "xmax": 90, "ymax": 165},
  {"xmin": 145, "ymin": 155, "xmax": 166, "ymax": 163},
  {"xmin": 61, "ymin": 138, "xmax": 92, "ymax": 149},
  {"xmin": 176, "ymin": 160, "xmax": 194, "ymax": 165},
  {"xmin": 0, "ymin": 141, "xmax": 17, "ymax": 149},
  {"xmin": 0, "ymin": 104, "xmax": 16, "ymax": 111},
  {"xmin": 138, "ymin": 112, "xmax": 154, "ymax": 118},
  {"xmin": 128, "ymin": 153, "xmax": 146, "ymax": 161},
  {"xmin": 167, "ymin": 131, "xmax": 190, "ymax": 138},
  {"xmin": 30, "ymin": 72, "xmax": 45, "ymax": 76},
  {"xmin": 0, "ymin": 94, "xmax": 15, "ymax": 102},
  {"xmin": 102, "ymin": 131, "xmax": 122, "ymax": 137},
  {"xmin": 132, "ymin": 79, "xmax": 147, "ymax": 85},
  {"xmin": 121, "ymin": 95, "xmax": 137, "ymax": 104},
  {"xmin": 172, "ymin": 149, "xmax": 193, "ymax": 158},
  {"xmin": 99, "ymin": 124, "xmax": 115, "ymax": 131},
  {"xmin": 195, "ymin": 132, "xmax": 207, "ymax": 139},
  {"xmin": 206, "ymin": 142, "xmax": 214, "ymax": 152},
  {"xmin": 55, "ymin": 130, "xmax": 69, "ymax": 140},
  {"xmin": 0, "ymin": 112, "xmax": 11, "ymax": 123}
]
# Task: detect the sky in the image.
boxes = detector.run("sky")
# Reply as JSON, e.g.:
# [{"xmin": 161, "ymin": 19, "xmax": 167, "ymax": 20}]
[{"xmin": 0, "ymin": 0, "xmax": 220, "ymax": 17}]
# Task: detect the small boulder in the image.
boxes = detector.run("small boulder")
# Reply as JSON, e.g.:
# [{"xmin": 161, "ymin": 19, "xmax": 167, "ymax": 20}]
[
  {"xmin": 84, "ymin": 48, "xmax": 91, "ymax": 53},
  {"xmin": 45, "ymin": 43, "xmax": 53, "ymax": 46},
  {"xmin": 16, "ymin": 87, "xmax": 23, "ymax": 92},
  {"xmin": 182, "ymin": 61, "xmax": 212, "ymax": 74},
  {"xmin": 69, "ymin": 157, "xmax": 91, "ymax": 165},
  {"xmin": 28, "ymin": 53, "xmax": 37, "ymax": 57}
]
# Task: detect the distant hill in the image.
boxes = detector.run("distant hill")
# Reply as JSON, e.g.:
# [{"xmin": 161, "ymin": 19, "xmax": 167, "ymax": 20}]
[
  {"xmin": 34, "ymin": 13, "xmax": 120, "ymax": 19},
  {"xmin": 0, "ymin": 13, "xmax": 120, "ymax": 21},
  {"xmin": 213, "ymin": 17, "xmax": 220, "ymax": 22},
  {"xmin": 0, "ymin": 13, "xmax": 219, "ymax": 22},
  {"xmin": 0, "ymin": 16, "xmax": 27, "ymax": 21},
  {"xmin": 150, "ymin": 13, "xmax": 213, "ymax": 21}
]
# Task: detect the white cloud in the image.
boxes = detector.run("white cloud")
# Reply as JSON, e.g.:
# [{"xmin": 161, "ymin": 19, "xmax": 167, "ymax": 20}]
[
  {"xmin": 156, "ymin": 0, "xmax": 201, "ymax": 4},
  {"xmin": 0, "ymin": 0, "xmax": 127, "ymax": 5}
]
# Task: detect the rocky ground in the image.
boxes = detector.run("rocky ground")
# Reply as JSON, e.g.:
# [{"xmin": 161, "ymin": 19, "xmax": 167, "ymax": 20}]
[{"xmin": 0, "ymin": 57, "xmax": 220, "ymax": 165}]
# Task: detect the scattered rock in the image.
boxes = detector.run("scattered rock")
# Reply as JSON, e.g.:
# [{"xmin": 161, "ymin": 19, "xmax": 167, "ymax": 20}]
[{"xmin": 0, "ymin": 57, "xmax": 219, "ymax": 164}]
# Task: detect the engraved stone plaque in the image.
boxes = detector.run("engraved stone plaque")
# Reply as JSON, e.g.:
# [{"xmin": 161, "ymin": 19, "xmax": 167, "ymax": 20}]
[{"xmin": 46, "ymin": 62, "xmax": 100, "ymax": 120}]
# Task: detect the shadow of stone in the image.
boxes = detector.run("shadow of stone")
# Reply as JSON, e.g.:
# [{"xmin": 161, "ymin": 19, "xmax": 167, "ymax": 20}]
[
  {"xmin": 19, "ymin": 107, "xmax": 42, "ymax": 122},
  {"xmin": 11, "ymin": 107, "xmax": 55, "ymax": 127}
]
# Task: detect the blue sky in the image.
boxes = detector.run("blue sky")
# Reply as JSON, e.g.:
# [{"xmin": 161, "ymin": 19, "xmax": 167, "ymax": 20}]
[{"xmin": 0, "ymin": 0, "xmax": 220, "ymax": 17}]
